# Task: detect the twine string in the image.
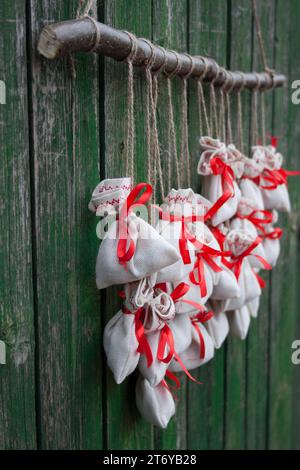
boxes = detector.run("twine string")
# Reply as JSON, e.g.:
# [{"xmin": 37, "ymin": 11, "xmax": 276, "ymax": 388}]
[
  {"xmin": 180, "ymin": 54, "xmax": 195, "ymax": 187},
  {"xmin": 142, "ymin": 40, "xmax": 165, "ymax": 200},
  {"xmin": 260, "ymin": 90, "xmax": 266, "ymax": 146},
  {"xmin": 209, "ymin": 64, "xmax": 220, "ymax": 139},
  {"xmin": 236, "ymin": 72, "xmax": 245, "ymax": 152},
  {"xmin": 123, "ymin": 31, "xmax": 138, "ymax": 181},
  {"xmin": 165, "ymin": 50, "xmax": 182, "ymax": 189},
  {"xmin": 252, "ymin": 0, "xmax": 274, "ymax": 75},
  {"xmin": 195, "ymin": 56, "xmax": 211, "ymax": 137},
  {"xmin": 251, "ymin": 73, "xmax": 261, "ymax": 146}
]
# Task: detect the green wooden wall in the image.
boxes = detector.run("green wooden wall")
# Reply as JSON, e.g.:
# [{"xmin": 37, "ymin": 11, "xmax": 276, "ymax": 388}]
[{"xmin": 1, "ymin": 0, "xmax": 300, "ymax": 450}]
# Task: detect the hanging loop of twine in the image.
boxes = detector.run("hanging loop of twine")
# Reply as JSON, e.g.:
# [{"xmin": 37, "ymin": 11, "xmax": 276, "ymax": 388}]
[
  {"xmin": 68, "ymin": 0, "xmax": 97, "ymax": 78},
  {"xmin": 180, "ymin": 53, "xmax": 195, "ymax": 187},
  {"xmin": 85, "ymin": 15, "xmax": 101, "ymax": 52},
  {"xmin": 141, "ymin": 39, "xmax": 165, "ymax": 201},
  {"xmin": 164, "ymin": 51, "xmax": 181, "ymax": 189},
  {"xmin": 236, "ymin": 72, "xmax": 245, "ymax": 152},
  {"xmin": 251, "ymin": 72, "xmax": 261, "ymax": 146},
  {"xmin": 123, "ymin": 31, "xmax": 138, "ymax": 181},
  {"xmin": 252, "ymin": 0, "xmax": 275, "ymax": 77},
  {"xmin": 220, "ymin": 70, "xmax": 234, "ymax": 144},
  {"xmin": 209, "ymin": 62, "xmax": 220, "ymax": 139},
  {"xmin": 194, "ymin": 56, "xmax": 211, "ymax": 137}
]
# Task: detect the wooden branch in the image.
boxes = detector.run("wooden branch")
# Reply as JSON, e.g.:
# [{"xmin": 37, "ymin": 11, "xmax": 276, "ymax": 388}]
[{"xmin": 38, "ymin": 18, "xmax": 286, "ymax": 90}]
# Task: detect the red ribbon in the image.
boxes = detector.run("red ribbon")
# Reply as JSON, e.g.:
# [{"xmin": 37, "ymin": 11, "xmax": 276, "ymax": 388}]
[
  {"xmin": 189, "ymin": 244, "xmax": 230, "ymax": 297},
  {"xmin": 191, "ymin": 311, "xmax": 214, "ymax": 359},
  {"xmin": 237, "ymin": 209, "xmax": 273, "ymax": 233},
  {"xmin": 156, "ymin": 282, "xmax": 206, "ymax": 313},
  {"xmin": 117, "ymin": 182, "xmax": 152, "ymax": 265},
  {"xmin": 159, "ymin": 211, "xmax": 204, "ymax": 264},
  {"xmin": 157, "ymin": 323, "xmax": 175, "ymax": 364},
  {"xmin": 246, "ymin": 168, "xmax": 300, "ymax": 191},
  {"xmin": 229, "ymin": 236, "xmax": 272, "ymax": 280},
  {"xmin": 161, "ymin": 370, "xmax": 181, "ymax": 400},
  {"xmin": 122, "ymin": 305, "xmax": 153, "ymax": 367},
  {"xmin": 253, "ymin": 270, "xmax": 266, "ymax": 289},
  {"xmin": 204, "ymin": 157, "xmax": 235, "ymax": 222},
  {"xmin": 263, "ymin": 227, "xmax": 283, "ymax": 240}
]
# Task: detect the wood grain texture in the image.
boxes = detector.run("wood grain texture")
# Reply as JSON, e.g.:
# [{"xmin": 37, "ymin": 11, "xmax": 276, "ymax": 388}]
[
  {"xmin": 245, "ymin": 0, "xmax": 275, "ymax": 450},
  {"xmin": 1, "ymin": 0, "xmax": 300, "ymax": 450},
  {"xmin": 103, "ymin": 0, "xmax": 154, "ymax": 450},
  {"xmin": 187, "ymin": 0, "xmax": 228, "ymax": 450},
  {"xmin": 29, "ymin": 0, "xmax": 102, "ymax": 449},
  {"xmin": 268, "ymin": 0, "xmax": 300, "ymax": 450},
  {"xmin": 152, "ymin": 0, "xmax": 188, "ymax": 450},
  {"xmin": 224, "ymin": 0, "xmax": 252, "ymax": 450},
  {"xmin": 0, "ymin": 0, "xmax": 36, "ymax": 450}
]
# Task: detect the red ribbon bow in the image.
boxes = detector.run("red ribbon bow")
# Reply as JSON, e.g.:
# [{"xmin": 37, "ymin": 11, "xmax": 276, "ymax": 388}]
[
  {"xmin": 191, "ymin": 311, "xmax": 214, "ymax": 359},
  {"xmin": 204, "ymin": 157, "xmax": 235, "ymax": 222},
  {"xmin": 229, "ymin": 236, "xmax": 272, "ymax": 280},
  {"xmin": 263, "ymin": 227, "xmax": 283, "ymax": 240},
  {"xmin": 237, "ymin": 209, "xmax": 273, "ymax": 233},
  {"xmin": 159, "ymin": 211, "xmax": 204, "ymax": 265},
  {"xmin": 117, "ymin": 182, "xmax": 152, "ymax": 265},
  {"xmin": 189, "ymin": 245, "xmax": 231, "ymax": 297},
  {"xmin": 154, "ymin": 283, "xmax": 202, "ymax": 385},
  {"xmin": 156, "ymin": 282, "xmax": 206, "ymax": 312},
  {"xmin": 122, "ymin": 305, "xmax": 153, "ymax": 368}
]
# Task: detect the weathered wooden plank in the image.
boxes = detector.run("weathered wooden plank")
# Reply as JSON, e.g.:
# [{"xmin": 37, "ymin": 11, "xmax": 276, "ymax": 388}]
[
  {"xmin": 245, "ymin": 0, "xmax": 275, "ymax": 450},
  {"xmin": 0, "ymin": 0, "xmax": 37, "ymax": 450},
  {"xmin": 103, "ymin": 0, "xmax": 154, "ymax": 450},
  {"xmin": 29, "ymin": 0, "xmax": 102, "ymax": 449},
  {"xmin": 224, "ymin": 0, "xmax": 252, "ymax": 450},
  {"xmin": 151, "ymin": 0, "xmax": 188, "ymax": 450},
  {"xmin": 268, "ymin": 0, "xmax": 300, "ymax": 450},
  {"xmin": 187, "ymin": 0, "xmax": 228, "ymax": 450}
]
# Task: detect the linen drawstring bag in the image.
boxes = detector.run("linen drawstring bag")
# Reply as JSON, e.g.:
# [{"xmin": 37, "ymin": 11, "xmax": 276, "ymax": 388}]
[
  {"xmin": 247, "ymin": 296, "xmax": 260, "ymax": 318},
  {"xmin": 103, "ymin": 281, "xmax": 142, "ymax": 384},
  {"xmin": 252, "ymin": 145, "xmax": 291, "ymax": 212},
  {"xmin": 168, "ymin": 313, "xmax": 215, "ymax": 372},
  {"xmin": 204, "ymin": 301, "xmax": 229, "ymax": 349},
  {"xmin": 223, "ymin": 229, "xmax": 267, "ymax": 310},
  {"xmin": 135, "ymin": 376, "xmax": 175, "ymax": 429},
  {"xmin": 138, "ymin": 313, "xmax": 192, "ymax": 387},
  {"xmin": 89, "ymin": 178, "xmax": 181, "ymax": 289},
  {"xmin": 230, "ymin": 197, "xmax": 268, "ymax": 269},
  {"xmin": 259, "ymin": 211, "xmax": 282, "ymax": 267},
  {"xmin": 138, "ymin": 281, "xmax": 196, "ymax": 386},
  {"xmin": 227, "ymin": 304, "xmax": 251, "ymax": 340},
  {"xmin": 156, "ymin": 188, "xmax": 200, "ymax": 283},
  {"xmin": 239, "ymin": 156, "xmax": 265, "ymax": 210},
  {"xmin": 197, "ymin": 136, "xmax": 243, "ymax": 226},
  {"xmin": 207, "ymin": 226, "xmax": 241, "ymax": 301}
]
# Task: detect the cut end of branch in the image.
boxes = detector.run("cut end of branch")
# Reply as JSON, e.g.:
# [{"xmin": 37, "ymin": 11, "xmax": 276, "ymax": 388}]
[{"xmin": 38, "ymin": 26, "xmax": 61, "ymax": 60}]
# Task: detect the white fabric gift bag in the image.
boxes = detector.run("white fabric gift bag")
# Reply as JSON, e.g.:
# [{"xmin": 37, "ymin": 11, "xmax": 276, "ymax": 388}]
[
  {"xmin": 259, "ymin": 211, "xmax": 282, "ymax": 267},
  {"xmin": 239, "ymin": 156, "xmax": 265, "ymax": 210},
  {"xmin": 247, "ymin": 296, "xmax": 260, "ymax": 318},
  {"xmin": 252, "ymin": 145, "xmax": 291, "ymax": 212},
  {"xmin": 139, "ymin": 282, "xmax": 193, "ymax": 386},
  {"xmin": 227, "ymin": 305, "xmax": 251, "ymax": 340},
  {"xmin": 156, "ymin": 189, "xmax": 201, "ymax": 283},
  {"xmin": 139, "ymin": 313, "xmax": 192, "ymax": 386},
  {"xmin": 230, "ymin": 197, "xmax": 268, "ymax": 269},
  {"xmin": 204, "ymin": 302, "xmax": 229, "ymax": 349},
  {"xmin": 89, "ymin": 178, "xmax": 180, "ymax": 289},
  {"xmin": 168, "ymin": 316, "xmax": 215, "ymax": 372},
  {"xmin": 223, "ymin": 229, "xmax": 266, "ymax": 310},
  {"xmin": 136, "ymin": 376, "xmax": 175, "ymax": 428},
  {"xmin": 103, "ymin": 282, "xmax": 141, "ymax": 384},
  {"xmin": 197, "ymin": 137, "xmax": 243, "ymax": 226}
]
